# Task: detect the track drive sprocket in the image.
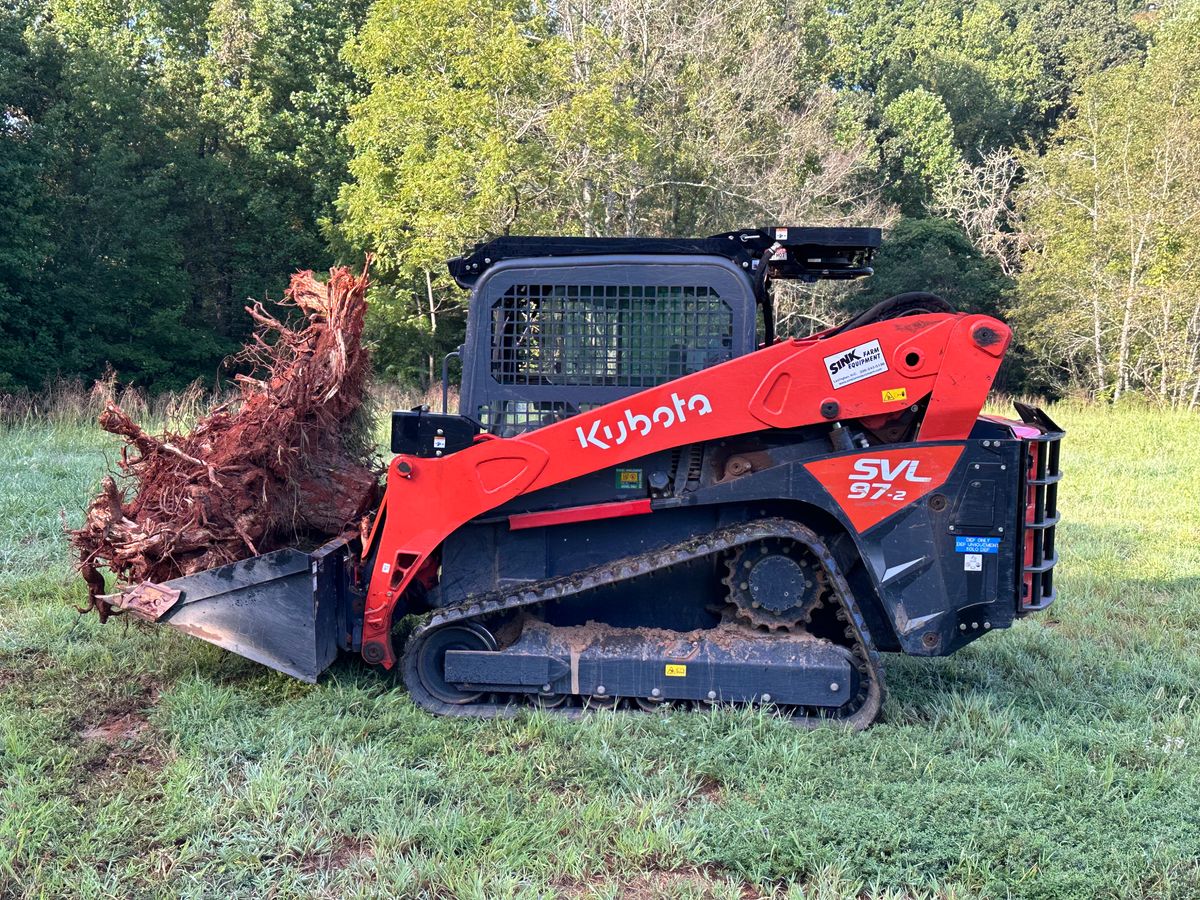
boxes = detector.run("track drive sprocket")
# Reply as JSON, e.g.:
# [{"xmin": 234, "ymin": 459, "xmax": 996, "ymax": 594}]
[{"xmin": 722, "ymin": 539, "xmax": 827, "ymax": 631}]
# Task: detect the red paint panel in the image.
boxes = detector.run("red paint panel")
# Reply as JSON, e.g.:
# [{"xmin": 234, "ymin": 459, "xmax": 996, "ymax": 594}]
[
  {"xmin": 804, "ymin": 446, "xmax": 964, "ymax": 533},
  {"xmin": 917, "ymin": 316, "xmax": 1011, "ymax": 441},
  {"xmin": 509, "ymin": 498, "xmax": 653, "ymax": 531}
]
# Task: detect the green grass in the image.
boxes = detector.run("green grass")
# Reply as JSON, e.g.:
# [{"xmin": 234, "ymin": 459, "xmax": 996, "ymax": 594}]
[{"xmin": 2, "ymin": 404, "xmax": 1199, "ymax": 899}]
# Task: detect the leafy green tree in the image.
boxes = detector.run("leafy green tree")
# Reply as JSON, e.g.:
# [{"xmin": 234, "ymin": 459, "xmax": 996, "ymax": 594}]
[
  {"xmin": 1017, "ymin": 3, "xmax": 1200, "ymax": 405},
  {"xmin": 338, "ymin": 0, "xmax": 886, "ymax": 384},
  {"xmin": 853, "ymin": 217, "xmax": 1012, "ymax": 316},
  {"xmin": 335, "ymin": 0, "xmax": 563, "ymax": 383},
  {"xmin": 0, "ymin": 3, "xmax": 61, "ymax": 391},
  {"xmin": 1021, "ymin": 0, "xmax": 1144, "ymax": 133},
  {"xmin": 878, "ymin": 89, "xmax": 960, "ymax": 213},
  {"xmin": 338, "ymin": 0, "xmax": 561, "ymax": 277},
  {"xmin": 0, "ymin": 1, "xmax": 217, "ymax": 389},
  {"xmin": 830, "ymin": 0, "xmax": 1049, "ymax": 154},
  {"xmin": 0, "ymin": 0, "xmax": 368, "ymax": 391}
]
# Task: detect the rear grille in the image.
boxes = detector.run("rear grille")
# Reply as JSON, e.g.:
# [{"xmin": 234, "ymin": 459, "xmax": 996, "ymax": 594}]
[{"xmin": 1015, "ymin": 403, "xmax": 1064, "ymax": 615}]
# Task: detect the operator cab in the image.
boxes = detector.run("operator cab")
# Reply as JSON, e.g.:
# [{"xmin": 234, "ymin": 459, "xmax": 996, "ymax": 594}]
[
  {"xmin": 461, "ymin": 254, "xmax": 752, "ymax": 435},
  {"xmin": 392, "ymin": 227, "xmax": 880, "ymax": 454}
]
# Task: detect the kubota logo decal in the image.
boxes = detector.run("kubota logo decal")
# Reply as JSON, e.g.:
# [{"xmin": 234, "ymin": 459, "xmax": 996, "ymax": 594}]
[
  {"xmin": 804, "ymin": 446, "xmax": 963, "ymax": 532},
  {"xmin": 576, "ymin": 392, "xmax": 712, "ymax": 450}
]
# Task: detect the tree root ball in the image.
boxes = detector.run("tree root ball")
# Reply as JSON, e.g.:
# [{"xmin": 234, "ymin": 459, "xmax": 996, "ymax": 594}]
[{"xmin": 70, "ymin": 263, "xmax": 382, "ymax": 621}]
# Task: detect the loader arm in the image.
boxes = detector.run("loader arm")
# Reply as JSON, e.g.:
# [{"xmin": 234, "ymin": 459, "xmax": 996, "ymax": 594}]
[{"xmin": 360, "ymin": 312, "xmax": 1011, "ymax": 668}]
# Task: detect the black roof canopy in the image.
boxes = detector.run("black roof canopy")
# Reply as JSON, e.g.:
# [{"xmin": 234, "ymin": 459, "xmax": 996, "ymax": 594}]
[{"xmin": 447, "ymin": 226, "xmax": 882, "ymax": 289}]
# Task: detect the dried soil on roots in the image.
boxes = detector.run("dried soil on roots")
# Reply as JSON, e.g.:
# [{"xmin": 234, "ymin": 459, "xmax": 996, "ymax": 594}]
[{"xmin": 70, "ymin": 264, "xmax": 381, "ymax": 620}]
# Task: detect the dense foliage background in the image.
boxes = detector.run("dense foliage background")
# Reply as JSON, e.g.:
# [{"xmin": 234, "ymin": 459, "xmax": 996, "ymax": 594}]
[{"xmin": 2, "ymin": 0, "xmax": 1197, "ymax": 404}]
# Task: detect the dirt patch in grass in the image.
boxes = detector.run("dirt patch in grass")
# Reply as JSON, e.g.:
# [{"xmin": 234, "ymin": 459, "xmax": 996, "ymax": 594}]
[
  {"xmin": 299, "ymin": 835, "xmax": 374, "ymax": 874},
  {"xmin": 73, "ymin": 677, "xmax": 168, "ymax": 784},
  {"xmin": 75, "ymin": 677, "xmax": 161, "ymax": 733},
  {"xmin": 692, "ymin": 774, "xmax": 724, "ymax": 804},
  {"xmin": 81, "ymin": 711, "xmax": 150, "ymax": 742}
]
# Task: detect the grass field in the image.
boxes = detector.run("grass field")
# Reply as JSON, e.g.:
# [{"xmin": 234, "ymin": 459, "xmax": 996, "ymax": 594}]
[{"xmin": 2, "ymin": 402, "xmax": 1199, "ymax": 899}]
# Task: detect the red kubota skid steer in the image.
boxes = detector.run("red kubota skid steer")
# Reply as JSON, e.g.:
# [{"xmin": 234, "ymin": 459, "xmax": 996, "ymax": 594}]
[{"xmin": 111, "ymin": 227, "xmax": 1063, "ymax": 728}]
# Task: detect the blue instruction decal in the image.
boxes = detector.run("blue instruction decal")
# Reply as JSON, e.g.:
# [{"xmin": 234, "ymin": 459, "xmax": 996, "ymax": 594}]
[{"xmin": 954, "ymin": 535, "xmax": 1001, "ymax": 554}]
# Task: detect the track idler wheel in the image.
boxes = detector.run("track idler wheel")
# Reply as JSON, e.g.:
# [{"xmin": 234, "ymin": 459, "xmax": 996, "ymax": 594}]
[{"xmin": 407, "ymin": 622, "xmax": 497, "ymax": 705}]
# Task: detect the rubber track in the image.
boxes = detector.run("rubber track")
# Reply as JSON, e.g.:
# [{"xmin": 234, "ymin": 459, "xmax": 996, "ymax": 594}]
[{"xmin": 402, "ymin": 518, "xmax": 885, "ymax": 729}]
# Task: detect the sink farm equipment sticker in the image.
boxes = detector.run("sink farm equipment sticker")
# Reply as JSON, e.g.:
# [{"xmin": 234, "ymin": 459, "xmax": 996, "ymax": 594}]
[{"xmin": 824, "ymin": 339, "xmax": 888, "ymax": 389}]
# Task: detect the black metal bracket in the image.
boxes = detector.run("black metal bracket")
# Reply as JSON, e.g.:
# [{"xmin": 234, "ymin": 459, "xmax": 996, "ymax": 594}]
[{"xmin": 447, "ymin": 226, "xmax": 882, "ymax": 289}]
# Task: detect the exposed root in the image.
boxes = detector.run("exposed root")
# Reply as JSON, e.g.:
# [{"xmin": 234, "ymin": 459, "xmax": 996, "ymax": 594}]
[{"xmin": 70, "ymin": 262, "xmax": 381, "ymax": 620}]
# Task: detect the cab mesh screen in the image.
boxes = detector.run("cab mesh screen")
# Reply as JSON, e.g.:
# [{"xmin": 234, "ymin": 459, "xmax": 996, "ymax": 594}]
[
  {"xmin": 476, "ymin": 401, "xmax": 601, "ymax": 437},
  {"xmin": 490, "ymin": 284, "xmax": 733, "ymax": 387}
]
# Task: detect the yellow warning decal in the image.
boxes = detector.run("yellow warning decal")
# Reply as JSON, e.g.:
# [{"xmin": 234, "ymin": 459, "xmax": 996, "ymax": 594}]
[
  {"xmin": 664, "ymin": 664, "xmax": 687, "ymax": 677},
  {"xmin": 881, "ymin": 387, "xmax": 908, "ymax": 403}
]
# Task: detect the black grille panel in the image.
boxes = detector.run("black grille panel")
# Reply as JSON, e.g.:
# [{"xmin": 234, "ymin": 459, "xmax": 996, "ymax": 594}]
[
  {"xmin": 1014, "ymin": 403, "xmax": 1064, "ymax": 615},
  {"xmin": 490, "ymin": 284, "xmax": 733, "ymax": 389}
]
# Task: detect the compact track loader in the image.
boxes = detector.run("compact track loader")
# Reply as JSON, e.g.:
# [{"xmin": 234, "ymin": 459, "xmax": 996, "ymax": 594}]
[{"xmin": 111, "ymin": 227, "xmax": 1063, "ymax": 728}]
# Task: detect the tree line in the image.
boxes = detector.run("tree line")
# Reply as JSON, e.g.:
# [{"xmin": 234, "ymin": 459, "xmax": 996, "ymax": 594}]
[{"xmin": 2, "ymin": 0, "xmax": 1197, "ymax": 406}]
